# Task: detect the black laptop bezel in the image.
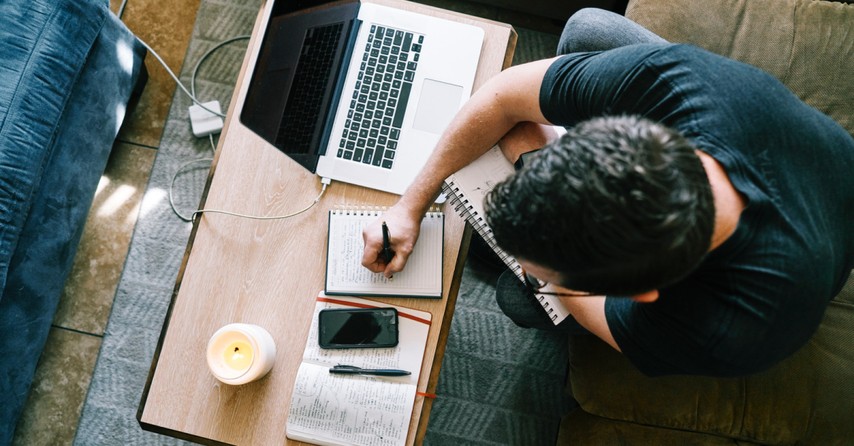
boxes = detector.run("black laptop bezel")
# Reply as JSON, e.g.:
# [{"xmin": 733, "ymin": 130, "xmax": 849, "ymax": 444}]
[{"xmin": 240, "ymin": 0, "xmax": 361, "ymax": 172}]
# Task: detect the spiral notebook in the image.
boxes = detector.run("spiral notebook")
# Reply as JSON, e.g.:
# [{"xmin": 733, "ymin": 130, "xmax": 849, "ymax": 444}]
[
  {"xmin": 443, "ymin": 146, "xmax": 570, "ymax": 324},
  {"xmin": 325, "ymin": 209, "xmax": 444, "ymax": 298}
]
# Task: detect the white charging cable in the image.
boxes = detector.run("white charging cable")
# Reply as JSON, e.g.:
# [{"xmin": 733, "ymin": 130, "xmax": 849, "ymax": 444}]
[
  {"xmin": 168, "ymin": 161, "xmax": 331, "ymax": 222},
  {"xmin": 135, "ymin": 36, "xmax": 228, "ymax": 119},
  {"xmin": 135, "ymin": 32, "xmax": 333, "ymax": 223}
]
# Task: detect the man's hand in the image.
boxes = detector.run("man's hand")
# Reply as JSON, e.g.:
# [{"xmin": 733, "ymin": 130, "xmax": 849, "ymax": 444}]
[
  {"xmin": 498, "ymin": 122, "xmax": 559, "ymax": 164},
  {"xmin": 361, "ymin": 203, "xmax": 423, "ymax": 278}
]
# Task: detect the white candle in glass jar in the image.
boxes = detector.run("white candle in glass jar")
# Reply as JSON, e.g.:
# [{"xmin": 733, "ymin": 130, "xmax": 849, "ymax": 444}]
[{"xmin": 206, "ymin": 323, "xmax": 276, "ymax": 385}]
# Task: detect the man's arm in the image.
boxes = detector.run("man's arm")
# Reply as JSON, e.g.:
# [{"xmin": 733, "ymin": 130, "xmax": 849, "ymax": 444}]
[
  {"xmin": 362, "ymin": 57, "xmax": 560, "ymax": 276},
  {"xmin": 559, "ymin": 296, "xmax": 620, "ymax": 351}
]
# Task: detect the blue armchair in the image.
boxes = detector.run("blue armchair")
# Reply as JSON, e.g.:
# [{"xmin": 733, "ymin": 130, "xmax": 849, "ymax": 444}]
[{"xmin": 0, "ymin": 0, "xmax": 147, "ymax": 442}]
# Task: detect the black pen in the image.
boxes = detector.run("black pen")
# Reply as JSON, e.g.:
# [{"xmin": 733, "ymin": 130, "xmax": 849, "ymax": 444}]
[
  {"xmin": 381, "ymin": 221, "xmax": 394, "ymax": 263},
  {"xmin": 329, "ymin": 365, "xmax": 411, "ymax": 377}
]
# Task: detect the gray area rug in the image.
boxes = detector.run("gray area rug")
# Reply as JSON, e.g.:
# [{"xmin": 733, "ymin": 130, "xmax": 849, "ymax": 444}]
[{"xmin": 75, "ymin": 1, "xmax": 568, "ymax": 444}]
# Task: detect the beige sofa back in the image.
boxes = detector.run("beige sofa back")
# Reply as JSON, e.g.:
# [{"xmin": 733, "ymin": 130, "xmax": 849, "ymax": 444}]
[{"xmin": 626, "ymin": 0, "xmax": 854, "ymax": 137}]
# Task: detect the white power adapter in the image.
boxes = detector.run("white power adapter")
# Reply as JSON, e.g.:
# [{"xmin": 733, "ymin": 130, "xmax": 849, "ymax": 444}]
[{"xmin": 189, "ymin": 100, "xmax": 224, "ymax": 137}]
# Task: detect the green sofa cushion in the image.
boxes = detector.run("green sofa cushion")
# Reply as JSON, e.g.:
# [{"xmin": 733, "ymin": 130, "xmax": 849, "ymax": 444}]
[{"xmin": 567, "ymin": 272, "xmax": 854, "ymax": 444}]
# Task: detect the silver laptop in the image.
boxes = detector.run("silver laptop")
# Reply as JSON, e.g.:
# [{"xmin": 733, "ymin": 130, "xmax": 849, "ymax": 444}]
[{"xmin": 241, "ymin": 0, "xmax": 484, "ymax": 195}]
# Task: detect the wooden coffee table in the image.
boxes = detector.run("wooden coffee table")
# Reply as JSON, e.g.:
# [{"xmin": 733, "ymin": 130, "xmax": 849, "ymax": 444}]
[{"xmin": 137, "ymin": 1, "xmax": 516, "ymax": 444}]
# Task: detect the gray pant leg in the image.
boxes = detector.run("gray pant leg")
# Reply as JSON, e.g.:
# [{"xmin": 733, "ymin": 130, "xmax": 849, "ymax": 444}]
[
  {"xmin": 496, "ymin": 270, "xmax": 591, "ymax": 333},
  {"xmin": 557, "ymin": 8, "xmax": 666, "ymax": 55}
]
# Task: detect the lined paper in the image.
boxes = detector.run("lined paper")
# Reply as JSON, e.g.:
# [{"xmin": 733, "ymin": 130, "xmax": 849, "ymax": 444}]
[
  {"xmin": 287, "ymin": 295, "xmax": 432, "ymax": 446},
  {"xmin": 325, "ymin": 210, "xmax": 444, "ymax": 298}
]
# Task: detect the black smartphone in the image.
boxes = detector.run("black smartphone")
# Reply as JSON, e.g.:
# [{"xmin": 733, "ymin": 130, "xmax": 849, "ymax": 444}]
[{"xmin": 318, "ymin": 308, "xmax": 399, "ymax": 349}]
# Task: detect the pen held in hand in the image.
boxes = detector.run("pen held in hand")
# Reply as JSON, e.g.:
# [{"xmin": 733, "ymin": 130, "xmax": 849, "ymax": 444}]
[{"xmin": 381, "ymin": 221, "xmax": 394, "ymax": 263}]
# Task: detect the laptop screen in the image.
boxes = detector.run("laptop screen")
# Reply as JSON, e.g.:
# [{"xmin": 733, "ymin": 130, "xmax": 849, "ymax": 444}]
[{"xmin": 240, "ymin": 0, "xmax": 360, "ymax": 172}]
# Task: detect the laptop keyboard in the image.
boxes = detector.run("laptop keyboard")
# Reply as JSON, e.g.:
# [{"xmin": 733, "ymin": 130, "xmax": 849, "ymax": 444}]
[{"xmin": 337, "ymin": 24, "xmax": 423, "ymax": 169}]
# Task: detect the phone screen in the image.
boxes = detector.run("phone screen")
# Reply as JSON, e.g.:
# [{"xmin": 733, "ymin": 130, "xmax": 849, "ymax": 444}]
[{"xmin": 318, "ymin": 308, "xmax": 399, "ymax": 349}]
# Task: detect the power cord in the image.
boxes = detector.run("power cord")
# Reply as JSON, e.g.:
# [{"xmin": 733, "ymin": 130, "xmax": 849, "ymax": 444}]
[
  {"xmin": 190, "ymin": 36, "xmax": 251, "ymax": 153},
  {"xmin": 168, "ymin": 162, "xmax": 331, "ymax": 222},
  {"xmin": 138, "ymin": 32, "xmax": 332, "ymax": 222},
  {"xmin": 135, "ymin": 36, "xmax": 230, "ymax": 119},
  {"xmin": 116, "ymin": 0, "xmax": 129, "ymax": 19}
]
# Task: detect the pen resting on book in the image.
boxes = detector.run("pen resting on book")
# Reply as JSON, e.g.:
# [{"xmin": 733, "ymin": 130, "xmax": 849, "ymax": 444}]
[{"xmin": 329, "ymin": 364, "xmax": 411, "ymax": 377}]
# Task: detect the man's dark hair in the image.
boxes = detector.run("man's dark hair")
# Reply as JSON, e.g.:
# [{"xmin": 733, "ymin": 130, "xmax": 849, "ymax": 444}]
[{"xmin": 485, "ymin": 115, "xmax": 715, "ymax": 296}]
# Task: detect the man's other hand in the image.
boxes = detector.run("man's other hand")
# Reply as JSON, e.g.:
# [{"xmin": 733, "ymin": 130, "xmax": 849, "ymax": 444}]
[{"xmin": 498, "ymin": 121, "xmax": 559, "ymax": 164}]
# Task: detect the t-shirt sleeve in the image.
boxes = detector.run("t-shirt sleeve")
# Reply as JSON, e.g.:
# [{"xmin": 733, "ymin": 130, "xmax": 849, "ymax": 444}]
[
  {"xmin": 605, "ymin": 287, "xmax": 762, "ymax": 377},
  {"xmin": 539, "ymin": 53, "xmax": 599, "ymax": 126},
  {"xmin": 605, "ymin": 297, "xmax": 697, "ymax": 376},
  {"xmin": 538, "ymin": 44, "xmax": 678, "ymax": 128},
  {"xmin": 604, "ymin": 294, "xmax": 744, "ymax": 377}
]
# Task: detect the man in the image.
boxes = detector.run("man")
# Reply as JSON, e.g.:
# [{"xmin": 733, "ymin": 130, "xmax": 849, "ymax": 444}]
[{"xmin": 361, "ymin": 9, "xmax": 854, "ymax": 377}]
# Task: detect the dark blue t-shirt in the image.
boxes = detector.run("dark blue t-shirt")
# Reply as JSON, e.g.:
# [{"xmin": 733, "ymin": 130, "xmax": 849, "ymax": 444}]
[{"xmin": 539, "ymin": 44, "xmax": 854, "ymax": 377}]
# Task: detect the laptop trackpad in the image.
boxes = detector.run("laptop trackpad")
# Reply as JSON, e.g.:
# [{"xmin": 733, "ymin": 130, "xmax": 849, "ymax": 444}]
[{"xmin": 413, "ymin": 79, "xmax": 463, "ymax": 134}]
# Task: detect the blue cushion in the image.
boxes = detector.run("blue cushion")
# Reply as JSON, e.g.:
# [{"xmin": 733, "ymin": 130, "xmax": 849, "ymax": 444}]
[
  {"xmin": 0, "ymin": 0, "xmax": 108, "ymax": 292},
  {"xmin": 0, "ymin": 0, "xmax": 146, "ymax": 441}
]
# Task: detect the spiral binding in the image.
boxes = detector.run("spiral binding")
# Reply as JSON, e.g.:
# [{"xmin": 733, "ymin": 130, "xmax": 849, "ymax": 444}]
[
  {"xmin": 441, "ymin": 182, "xmax": 525, "ymax": 281},
  {"xmin": 330, "ymin": 205, "xmax": 443, "ymax": 219}
]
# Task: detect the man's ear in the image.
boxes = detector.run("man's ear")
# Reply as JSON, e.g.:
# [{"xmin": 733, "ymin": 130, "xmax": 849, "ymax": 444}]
[{"xmin": 631, "ymin": 290, "xmax": 660, "ymax": 303}]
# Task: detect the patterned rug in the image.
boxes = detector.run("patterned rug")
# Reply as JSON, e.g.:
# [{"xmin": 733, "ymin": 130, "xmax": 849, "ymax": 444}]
[{"xmin": 75, "ymin": 1, "xmax": 570, "ymax": 444}]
